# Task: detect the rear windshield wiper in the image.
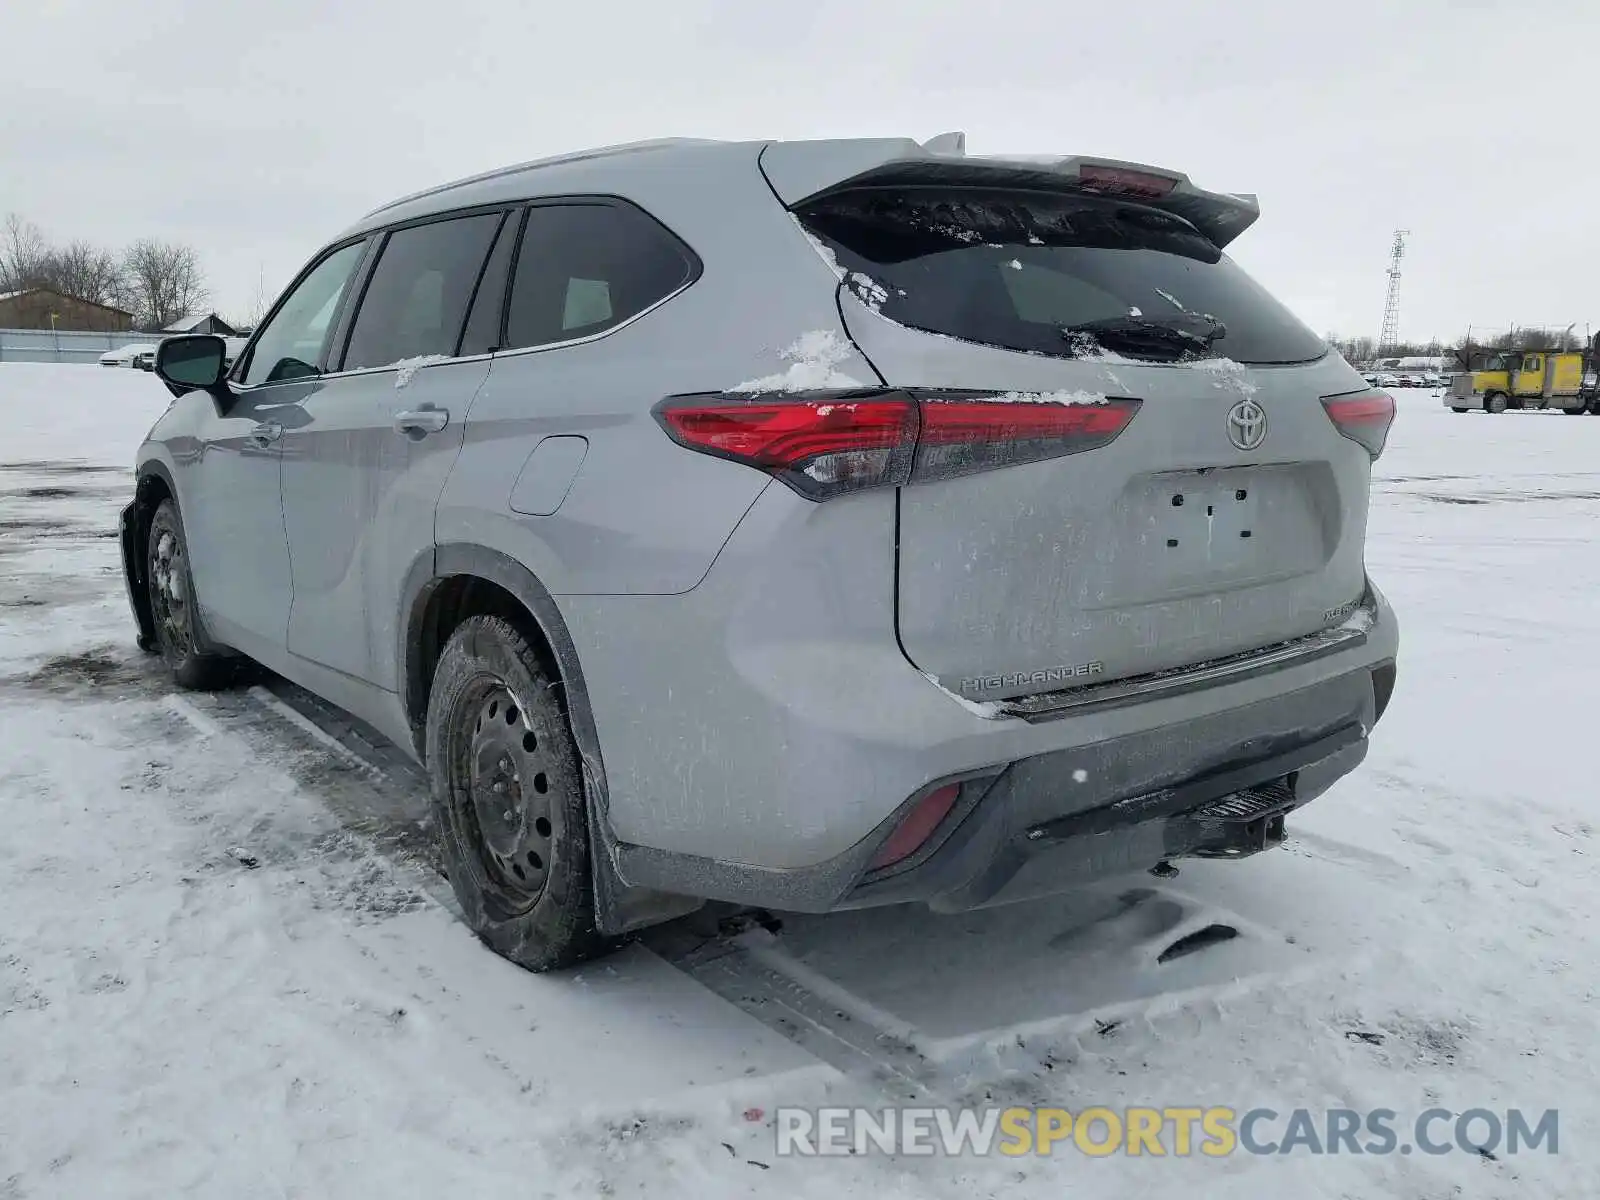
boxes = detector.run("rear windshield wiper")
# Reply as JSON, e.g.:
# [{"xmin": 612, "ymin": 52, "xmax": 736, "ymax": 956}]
[{"xmin": 1061, "ymin": 314, "xmax": 1226, "ymax": 361}]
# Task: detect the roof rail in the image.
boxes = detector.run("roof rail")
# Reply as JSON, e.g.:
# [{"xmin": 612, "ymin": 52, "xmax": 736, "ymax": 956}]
[{"xmin": 362, "ymin": 138, "xmax": 718, "ymax": 220}]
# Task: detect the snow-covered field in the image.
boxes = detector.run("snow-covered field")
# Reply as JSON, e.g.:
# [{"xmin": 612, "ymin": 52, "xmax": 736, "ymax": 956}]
[{"xmin": 1, "ymin": 364, "xmax": 1595, "ymax": 1198}]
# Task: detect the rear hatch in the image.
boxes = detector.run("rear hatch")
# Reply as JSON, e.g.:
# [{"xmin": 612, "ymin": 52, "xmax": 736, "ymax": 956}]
[{"xmin": 788, "ymin": 167, "xmax": 1379, "ymax": 701}]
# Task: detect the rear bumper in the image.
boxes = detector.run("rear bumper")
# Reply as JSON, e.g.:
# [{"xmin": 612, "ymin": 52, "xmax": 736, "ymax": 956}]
[
  {"xmin": 613, "ymin": 654, "xmax": 1389, "ymax": 914},
  {"xmin": 842, "ymin": 676, "xmax": 1374, "ymax": 913}
]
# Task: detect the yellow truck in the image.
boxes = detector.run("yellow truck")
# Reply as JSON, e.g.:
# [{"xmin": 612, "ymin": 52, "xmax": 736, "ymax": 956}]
[{"xmin": 1446, "ymin": 349, "xmax": 1597, "ymax": 414}]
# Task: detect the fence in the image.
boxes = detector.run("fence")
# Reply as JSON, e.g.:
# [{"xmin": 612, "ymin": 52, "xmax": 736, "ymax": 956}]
[{"xmin": 0, "ymin": 327, "xmax": 159, "ymax": 365}]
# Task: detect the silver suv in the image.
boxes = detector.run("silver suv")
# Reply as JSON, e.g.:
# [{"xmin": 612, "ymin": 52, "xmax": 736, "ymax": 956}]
[{"xmin": 123, "ymin": 136, "xmax": 1399, "ymax": 970}]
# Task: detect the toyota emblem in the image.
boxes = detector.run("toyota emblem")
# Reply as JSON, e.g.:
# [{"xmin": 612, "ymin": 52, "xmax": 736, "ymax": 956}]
[{"xmin": 1225, "ymin": 398, "xmax": 1267, "ymax": 451}]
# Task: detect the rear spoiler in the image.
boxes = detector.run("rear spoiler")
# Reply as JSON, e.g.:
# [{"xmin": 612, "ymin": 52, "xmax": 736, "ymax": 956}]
[{"xmin": 759, "ymin": 135, "xmax": 1260, "ymax": 249}]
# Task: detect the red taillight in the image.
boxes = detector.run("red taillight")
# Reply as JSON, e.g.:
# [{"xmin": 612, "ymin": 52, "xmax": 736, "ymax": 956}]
[
  {"xmin": 869, "ymin": 783, "xmax": 961, "ymax": 871},
  {"xmin": 654, "ymin": 389, "xmax": 1141, "ymax": 500},
  {"xmin": 916, "ymin": 394, "xmax": 1142, "ymax": 481},
  {"xmin": 1322, "ymin": 389, "xmax": 1396, "ymax": 458},
  {"xmin": 1077, "ymin": 164, "xmax": 1179, "ymax": 198},
  {"xmin": 655, "ymin": 394, "xmax": 917, "ymax": 500}
]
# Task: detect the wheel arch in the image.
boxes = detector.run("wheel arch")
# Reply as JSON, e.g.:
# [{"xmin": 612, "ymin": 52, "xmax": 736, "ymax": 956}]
[
  {"xmin": 400, "ymin": 547, "xmax": 707, "ymax": 940},
  {"xmin": 399, "ymin": 546, "xmax": 689, "ymax": 935},
  {"xmin": 399, "ymin": 544, "xmax": 609, "ymax": 807},
  {"xmin": 122, "ymin": 460, "xmax": 181, "ymax": 652}
]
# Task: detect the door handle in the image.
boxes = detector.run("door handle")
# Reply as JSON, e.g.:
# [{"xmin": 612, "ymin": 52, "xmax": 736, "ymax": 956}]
[
  {"xmin": 394, "ymin": 409, "xmax": 450, "ymax": 435},
  {"xmin": 249, "ymin": 422, "xmax": 283, "ymax": 447}
]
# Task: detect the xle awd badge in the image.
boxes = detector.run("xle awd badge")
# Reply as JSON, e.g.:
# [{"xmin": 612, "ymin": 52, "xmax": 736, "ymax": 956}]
[{"xmin": 1226, "ymin": 398, "xmax": 1267, "ymax": 451}]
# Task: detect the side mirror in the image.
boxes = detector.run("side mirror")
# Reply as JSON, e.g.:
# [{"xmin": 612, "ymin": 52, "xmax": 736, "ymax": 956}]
[{"xmin": 155, "ymin": 335, "xmax": 228, "ymax": 392}]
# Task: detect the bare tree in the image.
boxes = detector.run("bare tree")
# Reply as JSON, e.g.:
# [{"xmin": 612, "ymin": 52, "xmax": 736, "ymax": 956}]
[
  {"xmin": 240, "ymin": 264, "xmax": 274, "ymax": 330},
  {"xmin": 41, "ymin": 240, "xmax": 125, "ymax": 307},
  {"xmin": 0, "ymin": 213, "xmax": 51, "ymax": 294},
  {"xmin": 121, "ymin": 238, "xmax": 208, "ymax": 330},
  {"xmin": 1334, "ymin": 334, "xmax": 1377, "ymax": 363},
  {"xmin": 1482, "ymin": 327, "xmax": 1582, "ymax": 351}
]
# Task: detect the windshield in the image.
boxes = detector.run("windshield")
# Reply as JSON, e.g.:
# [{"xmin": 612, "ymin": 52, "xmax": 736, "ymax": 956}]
[{"xmin": 797, "ymin": 187, "xmax": 1327, "ymax": 365}]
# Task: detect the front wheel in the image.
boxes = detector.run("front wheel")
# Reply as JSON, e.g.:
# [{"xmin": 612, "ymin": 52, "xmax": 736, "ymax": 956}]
[
  {"xmin": 426, "ymin": 615, "xmax": 605, "ymax": 971},
  {"xmin": 146, "ymin": 500, "xmax": 232, "ymax": 689},
  {"xmin": 1484, "ymin": 392, "xmax": 1508, "ymax": 414},
  {"xmin": 1450, "ymin": 406, "xmax": 1468, "ymax": 413}
]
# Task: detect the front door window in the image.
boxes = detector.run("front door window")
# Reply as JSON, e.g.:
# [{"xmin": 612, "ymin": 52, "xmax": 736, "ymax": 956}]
[{"xmin": 240, "ymin": 241, "xmax": 366, "ymax": 386}]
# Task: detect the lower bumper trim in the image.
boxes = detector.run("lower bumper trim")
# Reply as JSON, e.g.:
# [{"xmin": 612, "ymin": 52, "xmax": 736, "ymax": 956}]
[{"xmin": 1022, "ymin": 722, "xmax": 1362, "ymax": 845}]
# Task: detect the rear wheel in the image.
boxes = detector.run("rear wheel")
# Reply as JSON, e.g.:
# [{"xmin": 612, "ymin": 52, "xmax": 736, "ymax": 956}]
[
  {"xmin": 146, "ymin": 500, "xmax": 232, "ymax": 689},
  {"xmin": 426, "ymin": 615, "xmax": 605, "ymax": 971},
  {"xmin": 1484, "ymin": 392, "xmax": 1508, "ymax": 414},
  {"xmin": 1563, "ymin": 404, "xmax": 1587, "ymax": 415}
]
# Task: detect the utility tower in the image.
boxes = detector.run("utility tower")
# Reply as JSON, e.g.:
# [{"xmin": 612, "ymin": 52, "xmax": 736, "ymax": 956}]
[{"xmin": 1378, "ymin": 229, "xmax": 1409, "ymax": 353}]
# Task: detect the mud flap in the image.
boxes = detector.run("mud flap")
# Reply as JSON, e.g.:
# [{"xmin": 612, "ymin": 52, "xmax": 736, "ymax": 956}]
[
  {"xmin": 118, "ymin": 500, "xmax": 157, "ymax": 653},
  {"xmin": 586, "ymin": 792, "xmax": 704, "ymax": 935}
]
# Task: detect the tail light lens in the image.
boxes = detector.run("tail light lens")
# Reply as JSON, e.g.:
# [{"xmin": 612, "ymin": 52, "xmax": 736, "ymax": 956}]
[
  {"xmin": 915, "ymin": 392, "xmax": 1142, "ymax": 480},
  {"xmin": 654, "ymin": 389, "xmax": 1142, "ymax": 500},
  {"xmin": 1322, "ymin": 389, "xmax": 1396, "ymax": 458},
  {"xmin": 653, "ymin": 391, "xmax": 917, "ymax": 500}
]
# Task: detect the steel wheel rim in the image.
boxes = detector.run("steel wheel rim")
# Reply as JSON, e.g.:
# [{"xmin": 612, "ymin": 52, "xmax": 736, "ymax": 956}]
[{"xmin": 450, "ymin": 678, "xmax": 557, "ymax": 912}]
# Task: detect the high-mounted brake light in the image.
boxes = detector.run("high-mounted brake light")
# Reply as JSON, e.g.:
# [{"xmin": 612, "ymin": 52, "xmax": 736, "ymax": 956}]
[
  {"xmin": 1077, "ymin": 164, "xmax": 1179, "ymax": 199},
  {"xmin": 653, "ymin": 389, "xmax": 1142, "ymax": 500},
  {"xmin": 1322, "ymin": 389, "xmax": 1396, "ymax": 458}
]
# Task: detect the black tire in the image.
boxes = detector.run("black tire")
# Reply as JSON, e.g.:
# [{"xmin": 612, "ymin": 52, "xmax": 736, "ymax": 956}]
[
  {"xmin": 426, "ymin": 615, "xmax": 604, "ymax": 971},
  {"xmin": 1563, "ymin": 404, "xmax": 1587, "ymax": 415},
  {"xmin": 1450, "ymin": 406, "xmax": 1468, "ymax": 413},
  {"xmin": 146, "ymin": 499, "xmax": 233, "ymax": 689},
  {"xmin": 1485, "ymin": 392, "xmax": 1508, "ymax": 414}
]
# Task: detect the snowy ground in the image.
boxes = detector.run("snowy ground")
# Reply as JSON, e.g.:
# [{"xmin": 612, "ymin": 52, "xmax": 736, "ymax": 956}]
[{"xmin": 1, "ymin": 365, "xmax": 1595, "ymax": 1198}]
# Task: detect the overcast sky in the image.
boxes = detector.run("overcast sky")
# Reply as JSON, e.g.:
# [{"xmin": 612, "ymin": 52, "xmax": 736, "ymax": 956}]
[{"xmin": 5, "ymin": 0, "xmax": 1594, "ymax": 343}]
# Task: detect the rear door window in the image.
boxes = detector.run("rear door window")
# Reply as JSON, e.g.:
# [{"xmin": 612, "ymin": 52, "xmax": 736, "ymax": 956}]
[
  {"xmin": 340, "ymin": 212, "xmax": 502, "ymax": 372},
  {"xmin": 797, "ymin": 187, "xmax": 1327, "ymax": 365},
  {"xmin": 502, "ymin": 202, "xmax": 696, "ymax": 351}
]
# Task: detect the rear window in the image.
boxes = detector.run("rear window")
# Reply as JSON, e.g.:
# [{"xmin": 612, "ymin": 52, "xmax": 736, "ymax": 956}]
[{"xmin": 797, "ymin": 187, "xmax": 1326, "ymax": 365}]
